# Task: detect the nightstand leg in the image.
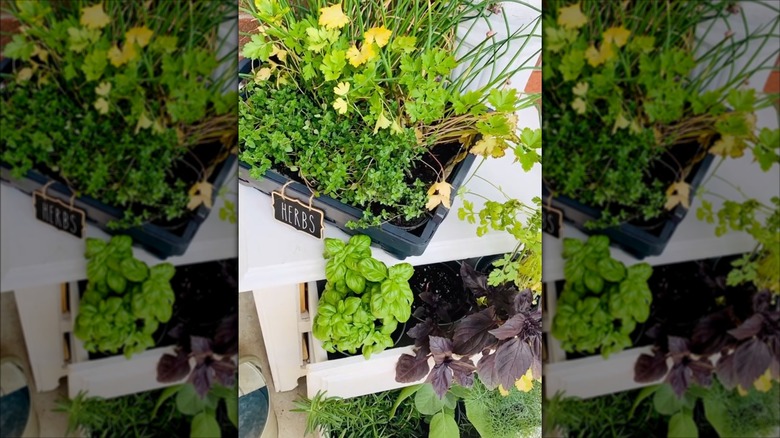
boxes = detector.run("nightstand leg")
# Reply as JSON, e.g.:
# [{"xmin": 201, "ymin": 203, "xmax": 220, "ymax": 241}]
[
  {"xmin": 13, "ymin": 285, "xmax": 67, "ymax": 392},
  {"xmin": 252, "ymin": 285, "xmax": 306, "ymax": 392}
]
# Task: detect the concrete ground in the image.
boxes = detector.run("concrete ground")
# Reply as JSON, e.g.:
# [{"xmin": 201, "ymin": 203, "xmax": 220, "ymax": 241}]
[
  {"xmin": 0, "ymin": 290, "xmax": 309, "ymax": 437},
  {"xmin": 239, "ymin": 291, "xmax": 309, "ymax": 438}
]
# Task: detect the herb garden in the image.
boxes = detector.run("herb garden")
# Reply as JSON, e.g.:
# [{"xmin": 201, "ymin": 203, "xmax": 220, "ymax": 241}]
[
  {"xmin": 1, "ymin": 0, "xmax": 238, "ymax": 257},
  {"xmin": 238, "ymin": 0, "xmax": 541, "ymax": 258},
  {"xmin": 543, "ymin": 2, "xmax": 779, "ymax": 436}
]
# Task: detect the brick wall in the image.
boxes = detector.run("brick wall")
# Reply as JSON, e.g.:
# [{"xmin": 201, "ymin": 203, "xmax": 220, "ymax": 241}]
[{"xmin": 0, "ymin": 0, "xmax": 19, "ymax": 58}]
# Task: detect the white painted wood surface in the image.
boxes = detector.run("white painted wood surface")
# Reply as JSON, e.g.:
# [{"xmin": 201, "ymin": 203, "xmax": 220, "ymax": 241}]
[
  {"xmin": 252, "ymin": 286, "xmax": 308, "ymax": 392},
  {"xmin": 12, "ymin": 285, "xmax": 68, "ymax": 392},
  {"xmin": 67, "ymin": 346, "xmax": 184, "ymax": 399}
]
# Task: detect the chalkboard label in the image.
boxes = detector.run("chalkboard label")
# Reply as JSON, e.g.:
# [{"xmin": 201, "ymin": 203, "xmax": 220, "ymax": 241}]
[
  {"xmin": 542, "ymin": 204, "xmax": 563, "ymax": 238},
  {"xmin": 33, "ymin": 191, "xmax": 86, "ymax": 238},
  {"xmin": 271, "ymin": 191, "xmax": 324, "ymax": 239}
]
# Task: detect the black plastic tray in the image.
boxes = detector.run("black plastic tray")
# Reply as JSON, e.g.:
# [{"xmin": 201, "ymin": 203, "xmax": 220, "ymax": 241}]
[
  {"xmin": 239, "ymin": 154, "xmax": 473, "ymax": 259},
  {"xmin": 1, "ymin": 154, "xmax": 235, "ymax": 259},
  {"xmin": 237, "ymin": 59, "xmax": 475, "ymax": 259},
  {"xmin": 543, "ymin": 153, "xmax": 715, "ymax": 258}
]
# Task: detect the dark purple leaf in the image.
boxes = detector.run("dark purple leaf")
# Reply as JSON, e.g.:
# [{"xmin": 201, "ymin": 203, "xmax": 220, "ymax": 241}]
[
  {"xmin": 460, "ymin": 263, "xmax": 488, "ymax": 297},
  {"xmin": 167, "ymin": 323, "xmax": 185, "ymax": 342},
  {"xmin": 188, "ymin": 362, "xmax": 213, "ymax": 398},
  {"xmin": 770, "ymin": 357, "xmax": 780, "ymax": 380},
  {"xmin": 429, "ymin": 336, "xmax": 453, "ymax": 364},
  {"xmin": 450, "ymin": 358, "xmax": 476, "ymax": 388},
  {"xmin": 530, "ymin": 355, "xmax": 542, "ymax": 380},
  {"xmin": 157, "ymin": 348, "xmax": 191, "ymax": 383},
  {"xmin": 728, "ymin": 314, "xmax": 765, "ymax": 340},
  {"xmin": 494, "ymin": 337, "xmax": 532, "ymax": 390},
  {"xmin": 408, "ymin": 319, "xmax": 442, "ymax": 348},
  {"xmin": 489, "ymin": 314, "xmax": 524, "ymax": 340},
  {"xmin": 667, "ymin": 336, "xmax": 690, "ymax": 358},
  {"xmin": 211, "ymin": 358, "xmax": 237, "ymax": 388},
  {"xmin": 426, "ymin": 363, "xmax": 453, "ymax": 399},
  {"xmin": 530, "ymin": 336, "xmax": 542, "ymax": 360},
  {"xmin": 486, "ymin": 284, "xmax": 518, "ymax": 316},
  {"xmin": 396, "ymin": 350, "xmax": 431, "ymax": 383},
  {"xmin": 453, "ymin": 307, "xmax": 499, "ymax": 355},
  {"xmin": 715, "ymin": 353, "xmax": 738, "ymax": 390},
  {"xmin": 732, "ymin": 338, "xmax": 773, "ymax": 390},
  {"xmin": 477, "ymin": 352, "xmax": 499, "ymax": 389},
  {"xmin": 190, "ymin": 336, "xmax": 213, "ymax": 361},
  {"xmin": 634, "ymin": 348, "xmax": 669, "ymax": 383},
  {"xmin": 753, "ymin": 290, "xmax": 771, "ymax": 313},
  {"xmin": 665, "ymin": 362, "xmax": 691, "ymax": 398},
  {"xmin": 690, "ymin": 310, "xmax": 737, "ymax": 355},
  {"xmin": 513, "ymin": 290, "xmax": 534, "ymax": 313},
  {"xmin": 212, "ymin": 314, "xmax": 238, "ymax": 356},
  {"xmin": 688, "ymin": 358, "xmax": 713, "ymax": 388}
]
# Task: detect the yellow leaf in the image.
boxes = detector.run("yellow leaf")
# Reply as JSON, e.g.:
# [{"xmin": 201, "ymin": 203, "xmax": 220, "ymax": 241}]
[
  {"xmin": 600, "ymin": 42, "xmax": 616, "ymax": 62},
  {"xmin": 498, "ymin": 385, "xmax": 510, "ymax": 396},
  {"xmin": 254, "ymin": 67, "xmax": 272, "ymax": 82},
  {"xmin": 572, "ymin": 81, "xmax": 588, "ymax": 96},
  {"xmin": 710, "ymin": 135, "xmax": 746, "ymax": 158},
  {"xmin": 737, "ymin": 385, "xmax": 748, "ymax": 396},
  {"xmin": 629, "ymin": 119, "xmax": 643, "ymax": 134},
  {"xmin": 95, "ymin": 81, "xmax": 111, "ymax": 96},
  {"xmin": 332, "ymin": 98, "xmax": 348, "ymax": 114},
  {"xmin": 334, "ymin": 81, "xmax": 350, "ymax": 96},
  {"xmin": 108, "ymin": 45, "xmax": 123, "ymax": 66},
  {"xmin": 271, "ymin": 45, "xmax": 287, "ymax": 63},
  {"xmin": 32, "ymin": 45, "xmax": 49, "ymax": 62},
  {"xmin": 125, "ymin": 26, "xmax": 154, "ymax": 48},
  {"xmin": 319, "ymin": 3, "xmax": 350, "ymax": 30},
  {"xmin": 585, "ymin": 44, "xmax": 602, "ymax": 67},
  {"xmin": 16, "ymin": 67, "xmax": 33, "ymax": 82},
  {"xmin": 415, "ymin": 128, "xmax": 424, "ymax": 145},
  {"xmin": 152, "ymin": 118, "xmax": 166, "ymax": 135},
  {"xmin": 585, "ymin": 42, "xmax": 615, "ymax": 67},
  {"xmin": 135, "ymin": 112, "xmax": 153, "ymax": 133},
  {"xmin": 571, "ymin": 98, "xmax": 586, "ymax": 115},
  {"xmin": 80, "ymin": 3, "xmax": 111, "ymax": 30},
  {"xmin": 612, "ymin": 112, "xmax": 629, "ymax": 133},
  {"xmin": 390, "ymin": 119, "xmax": 404, "ymax": 135},
  {"xmin": 557, "ymin": 3, "xmax": 587, "ymax": 29},
  {"xmin": 107, "ymin": 44, "xmax": 138, "ymax": 67},
  {"xmin": 603, "ymin": 26, "xmax": 631, "ymax": 48},
  {"xmin": 364, "ymin": 26, "xmax": 392, "ymax": 48},
  {"xmin": 188, "ymin": 181, "xmax": 214, "ymax": 210},
  {"xmin": 664, "ymin": 181, "xmax": 691, "ymax": 210},
  {"xmin": 374, "ymin": 112, "xmax": 391, "ymax": 133},
  {"xmin": 94, "ymin": 98, "xmax": 109, "ymax": 114},
  {"xmin": 346, "ymin": 45, "xmax": 363, "ymax": 67},
  {"xmin": 360, "ymin": 43, "xmax": 378, "ymax": 63},
  {"xmin": 426, "ymin": 181, "xmax": 452, "ymax": 210},
  {"xmin": 470, "ymin": 135, "xmax": 507, "ymax": 158},
  {"xmin": 753, "ymin": 369, "xmax": 773, "ymax": 392}
]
